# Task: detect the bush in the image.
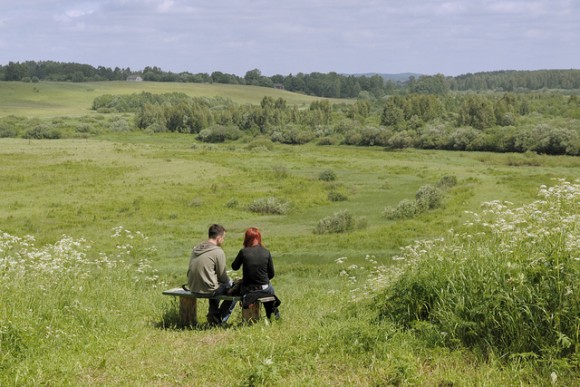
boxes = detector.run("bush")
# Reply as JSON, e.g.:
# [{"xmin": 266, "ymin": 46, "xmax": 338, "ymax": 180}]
[
  {"xmin": 316, "ymin": 136, "xmax": 338, "ymax": 146},
  {"xmin": 271, "ymin": 165, "xmax": 289, "ymax": 179},
  {"xmin": 23, "ymin": 125, "xmax": 61, "ymax": 139},
  {"xmin": 437, "ymin": 175, "xmax": 458, "ymax": 189},
  {"xmin": 0, "ymin": 125, "xmax": 17, "ymax": 138},
  {"xmin": 415, "ymin": 184, "xmax": 443, "ymax": 211},
  {"xmin": 328, "ymin": 191, "xmax": 348, "ymax": 202},
  {"xmin": 108, "ymin": 117, "xmax": 132, "ymax": 132},
  {"xmin": 245, "ymin": 138, "xmax": 274, "ymax": 151},
  {"xmin": 378, "ymin": 180, "xmax": 580, "ymax": 360},
  {"xmin": 197, "ymin": 125, "xmax": 242, "ymax": 143},
  {"xmin": 384, "ymin": 199, "xmax": 418, "ymax": 220},
  {"xmin": 248, "ymin": 197, "xmax": 290, "ymax": 215},
  {"xmin": 146, "ymin": 123, "xmax": 168, "ymax": 133},
  {"xmin": 319, "ymin": 169, "xmax": 337, "ymax": 181},
  {"xmin": 314, "ymin": 210, "xmax": 354, "ymax": 234},
  {"xmin": 270, "ymin": 125, "xmax": 315, "ymax": 145},
  {"xmin": 225, "ymin": 198, "xmax": 238, "ymax": 208}
]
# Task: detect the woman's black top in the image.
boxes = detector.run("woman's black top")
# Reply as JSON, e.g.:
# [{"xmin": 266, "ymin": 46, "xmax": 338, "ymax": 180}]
[{"xmin": 231, "ymin": 245, "xmax": 275, "ymax": 286}]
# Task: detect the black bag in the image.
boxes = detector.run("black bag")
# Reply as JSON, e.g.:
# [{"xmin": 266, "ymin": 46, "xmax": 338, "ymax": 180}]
[{"xmin": 226, "ymin": 278, "xmax": 243, "ymax": 296}]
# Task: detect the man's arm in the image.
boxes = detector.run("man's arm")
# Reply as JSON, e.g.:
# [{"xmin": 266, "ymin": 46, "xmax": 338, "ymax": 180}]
[{"xmin": 215, "ymin": 250, "xmax": 231, "ymax": 284}]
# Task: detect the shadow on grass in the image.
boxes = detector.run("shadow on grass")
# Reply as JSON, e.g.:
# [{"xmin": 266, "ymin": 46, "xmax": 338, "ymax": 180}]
[{"xmin": 153, "ymin": 306, "xmax": 253, "ymax": 331}]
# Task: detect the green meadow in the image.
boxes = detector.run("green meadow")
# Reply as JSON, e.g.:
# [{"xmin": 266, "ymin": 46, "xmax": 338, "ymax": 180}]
[
  {"xmin": 1, "ymin": 82, "xmax": 579, "ymax": 385},
  {"xmin": 0, "ymin": 81, "xmax": 333, "ymax": 118}
]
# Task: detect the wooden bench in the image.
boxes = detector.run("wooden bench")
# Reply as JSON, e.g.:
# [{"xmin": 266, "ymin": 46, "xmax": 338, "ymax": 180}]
[{"xmin": 162, "ymin": 287, "xmax": 276, "ymax": 326}]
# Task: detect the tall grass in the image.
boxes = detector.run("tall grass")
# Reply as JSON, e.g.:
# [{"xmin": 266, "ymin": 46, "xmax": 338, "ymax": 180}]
[
  {"xmin": 377, "ymin": 179, "xmax": 580, "ymax": 364},
  {"xmin": 0, "ymin": 227, "xmax": 162, "ymax": 384}
]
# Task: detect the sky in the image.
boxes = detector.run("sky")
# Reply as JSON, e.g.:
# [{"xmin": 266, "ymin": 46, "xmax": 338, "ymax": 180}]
[{"xmin": 0, "ymin": 0, "xmax": 578, "ymax": 77}]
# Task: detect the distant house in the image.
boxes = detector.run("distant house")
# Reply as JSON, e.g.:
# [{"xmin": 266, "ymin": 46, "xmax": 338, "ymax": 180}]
[
  {"xmin": 127, "ymin": 75, "xmax": 143, "ymax": 82},
  {"xmin": 273, "ymin": 83, "xmax": 285, "ymax": 90}
]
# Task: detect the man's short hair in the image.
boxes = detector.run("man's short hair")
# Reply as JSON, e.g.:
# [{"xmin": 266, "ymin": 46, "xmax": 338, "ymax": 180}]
[{"xmin": 208, "ymin": 224, "xmax": 226, "ymax": 239}]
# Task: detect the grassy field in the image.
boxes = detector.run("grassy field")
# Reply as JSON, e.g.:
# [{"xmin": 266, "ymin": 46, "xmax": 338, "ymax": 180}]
[
  {"xmin": 1, "ymin": 82, "xmax": 579, "ymax": 385},
  {"xmin": 0, "ymin": 81, "xmax": 337, "ymax": 118}
]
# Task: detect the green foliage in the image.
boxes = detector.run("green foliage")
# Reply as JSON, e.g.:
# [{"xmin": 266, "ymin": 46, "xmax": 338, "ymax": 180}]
[
  {"xmin": 415, "ymin": 184, "xmax": 443, "ymax": 210},
  {"xmin": 379, "ymin": 180, "xmax": 580, "ymax": 360},
  {"xmin": 318, "ymin": 169, "xmax": 337, "ymax": 181},
  {"xmin": 457, "ymin": 95, "xmax": 496, "ymax": 129},
  {"xmin": 23, "ymin": 124, "xmax": 62, "ymax": 139},
  {"xmin": 437, "ymin": 175, "xmax": 458, "ymax": 189},
  {"xmin": 385, "ymin": 178, "xmax": 453, "ymax": 219},
  {"xmin": 247, "ymin": 197, "xmax": 290, "ymax": 215},
  {"xmin": 328, "ymin": 191, "xmax": 348, "ymax": 202},
  {"xmin": 384, "ymin": 199, "xmax": 418, "ymax": 220},
  {"xmin": 0, "ymin": 124, "xmax": 17, "ymax": 138},
  {"xmin": 314, "ymin": 209, "xmax": 354, "ymax": 234},
  {"xmin": 197, "ymin": 125, "xmax": 242, "ymax": 143},
  {"xmin": 0, "ymin": 228, "xmax": 161, "ymax": 383},
  {"xmin": 225, "ymin": 198, "xmax": 239, "ymax": 208},
  {"xmin": 409, "ymin": 74, "xmax": 450, "ymax": 95},
  {"xmin": 270, "ymin": 125, "xmax": 315, "ymax": 144},
  {"xmin": 271, "ymin": 165, "xmax": 289, "ymax": 179},
  {"xmin": 245, "ymin": 138, "xmax": 275, "ymax": 151}
]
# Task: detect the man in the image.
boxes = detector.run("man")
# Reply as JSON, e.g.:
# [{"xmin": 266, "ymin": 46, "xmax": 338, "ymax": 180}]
[{"xmin": 187, "ymin": 224, "xmax": 234, "ymax": 325}]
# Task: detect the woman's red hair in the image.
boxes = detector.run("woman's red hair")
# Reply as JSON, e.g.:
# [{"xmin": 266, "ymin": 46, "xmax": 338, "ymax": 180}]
[{"xmin": 243, "ymin": 227, "xmax": 262, "ymax": 248}]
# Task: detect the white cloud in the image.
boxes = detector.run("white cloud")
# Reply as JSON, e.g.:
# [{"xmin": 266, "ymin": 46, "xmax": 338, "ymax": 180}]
[
  {"xmin": 437, "ymin": 2, "xmax": 467, "ymax": 15},
  {"xmin": 484, "ymin": 1, "xmax": 545, "ymax": 15},
  {"xmin": 157, "ymin": 0, "xmax": 174, "ymax": 13},
  {"xmin": 0, "ymin": 0, "xmax": 578, "ymax": 76}
]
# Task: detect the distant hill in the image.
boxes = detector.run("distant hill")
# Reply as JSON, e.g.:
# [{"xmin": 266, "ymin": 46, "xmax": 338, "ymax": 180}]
[{"xmin": 348, "ymin": 73, "xmax": 424, "ymax": 82}]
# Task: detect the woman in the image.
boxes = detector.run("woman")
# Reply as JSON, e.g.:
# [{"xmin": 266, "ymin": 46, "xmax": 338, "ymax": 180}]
[{"xmin": 231, "ymin": 227, "xmax": 280, "ymax": 319}]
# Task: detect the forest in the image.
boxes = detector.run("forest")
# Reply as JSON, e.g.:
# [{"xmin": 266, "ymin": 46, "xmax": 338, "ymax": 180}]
[
  {"xmin": 2, "ymin": 60, "xmax": 580, "ymax": 98},
  {"xmin": 87, "ymin": 91, "xmax": 580, "ymax": 155}
]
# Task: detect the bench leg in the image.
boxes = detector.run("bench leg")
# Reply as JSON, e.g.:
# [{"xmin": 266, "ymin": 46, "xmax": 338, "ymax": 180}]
[
  {"xmin": 179, "ymin": 297, "xmax": 197, "ymax": 326},
  {"xmin": 242, "ymin": 302, "xmax": 261, "ymax": 323}
]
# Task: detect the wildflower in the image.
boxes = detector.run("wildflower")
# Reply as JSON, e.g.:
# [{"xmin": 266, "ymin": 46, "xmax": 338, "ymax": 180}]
[{"xmin": 335, "ymin": 256, "xmax": 347, "ymax": 264}]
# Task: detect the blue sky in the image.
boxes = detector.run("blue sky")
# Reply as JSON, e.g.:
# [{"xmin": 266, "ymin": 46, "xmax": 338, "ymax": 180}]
[{"xmin": 0, "ymin": 0, "xmax": 578, "ymax": 76}]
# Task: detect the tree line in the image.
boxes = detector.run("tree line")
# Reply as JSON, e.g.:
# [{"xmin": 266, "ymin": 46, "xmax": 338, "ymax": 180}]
[
  {"xmin": 88, "ymin": 91, "xmax": 580, "ymax": 155},
  {"xmin": 2, "ymin": 61, "xmax": 580, "ymax": 98}
]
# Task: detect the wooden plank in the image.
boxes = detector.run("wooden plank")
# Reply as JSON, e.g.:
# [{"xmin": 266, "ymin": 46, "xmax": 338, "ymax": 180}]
[{"xmin": 162, "ymin": 288, "xmax": 241, "ymax": 302}]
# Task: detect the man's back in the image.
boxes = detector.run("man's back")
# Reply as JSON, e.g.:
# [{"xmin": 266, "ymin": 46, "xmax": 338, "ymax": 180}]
[{"xmin": 187, "ymin": 241, "xmax": 228, "ymax": 294}]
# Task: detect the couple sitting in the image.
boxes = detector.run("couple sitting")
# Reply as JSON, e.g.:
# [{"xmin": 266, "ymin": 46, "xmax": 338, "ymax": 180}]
[{"xmin": 186, "ymin": 224, "xmax": 281, "ymax": 325}]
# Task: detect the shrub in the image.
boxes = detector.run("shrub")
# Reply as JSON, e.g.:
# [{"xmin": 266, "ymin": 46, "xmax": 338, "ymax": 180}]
[
  {"xmin": 415, "ymin": 184, "xmax": 443, "ymax": 211},
  {"xmin": 386, "ymin": 130, "xmax": 416, "ymax": 149},
  {"xmin": 0, "ymin": 125, "xmax": 17, "ymax": 138},
  {"xmin": 197, "ymin": 125, "xmax": 242, "ymax": 143},
  {"xmin": 225, "ymin": 198, "xmax": 238, "ymax": 208},
  {"xmin": 384, "ymin": 199, "xmax": 418, "ymax": 220},
  {"xmin": 318, "ymin": 169, "xmax": 337, "ymax": 181},
  {"xmin": 378, "ymin": 179, "xmax": 580, "ymax": 360},
  {"xmin": 314, "ymin": 210, "xmax": 354, "ymax": 234},
  {"xmin": 270, "ymin": 125, "xmax": 315, "ymax": 145},
  {"xmin": 248, "ymin": 197, "xmax": 290, "ymax": 215},
  {"xmin": 316, "ymin": 136, "xmax": 337, "ymax": 146},
  {"xmin": 108, "ymin": 117, "xmax": 131, "ymax": 132},
  {"xmin": 146, "ymin": 123, "xmax": 168, "ymax": 133},
  {"xmin": 245, "ymin": 138, "xmax": 274, "ymax": 151},
  {"xmin": 271, "ymin": 165, "xmax": 289, "ymax": 179},
  {"xmin": 23, "ymin": 125, "xmax": 61, "ymax": 139},
  {"xmin": 437, "ymin": 175, "xmax": 458, "ymax": 189},
  {"xmin": 328, "ymin": 191, "xmax": 348, "ymax": 202}
]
